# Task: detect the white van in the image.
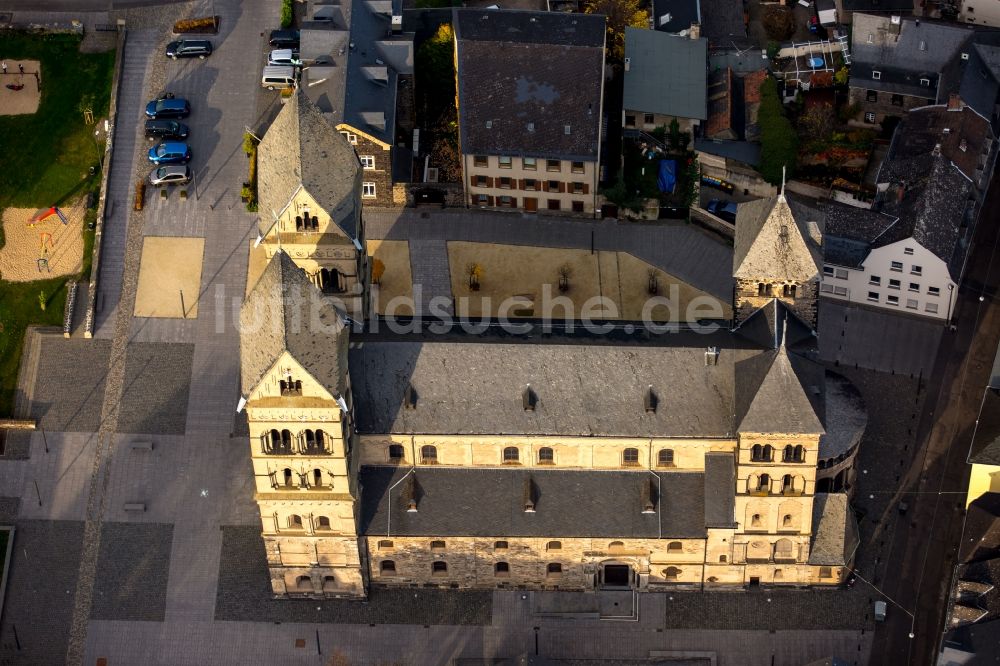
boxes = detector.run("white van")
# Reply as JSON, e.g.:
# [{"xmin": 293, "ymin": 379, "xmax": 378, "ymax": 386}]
[{"xmin": 261, "ymin": 65, "xmax": 297, "ymax": 91}]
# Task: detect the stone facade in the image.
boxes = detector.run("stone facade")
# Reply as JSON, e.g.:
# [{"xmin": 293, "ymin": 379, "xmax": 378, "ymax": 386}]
[
  {"xmin": 735, "ymin": 278, "xmax": 819, "ymax": 329},
  {"xmin": 338, "ymin": 125, "xmax": 396, "ymax": 208},
  {"xmin": 848, "ymin": 86, "xmax": 934, "ymax": 127}
]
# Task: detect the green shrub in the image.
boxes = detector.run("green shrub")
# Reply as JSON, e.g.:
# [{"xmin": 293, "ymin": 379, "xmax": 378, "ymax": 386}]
[
  {"xmin": 758, "ymin": 77, "xmax": 798, "ymax": 185},
  {"xmin": 280, "ymin": 0, "xmax": 293, "ymax": 28}
]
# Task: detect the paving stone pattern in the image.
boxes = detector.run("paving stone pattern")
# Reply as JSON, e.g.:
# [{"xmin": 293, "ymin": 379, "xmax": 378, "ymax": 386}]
[
  {"xmin": 28, "ymin": 338, "xmax": 111, "ymax": 433},
  {"xmin": 116, "ymin": 342, "xmax": 194, "ymax": 434},
  {"xmin": 0, "ymin": 520, "xmax": 85, "ymax": 666},
  {"xmin": 90, "ymin": 522, "xmax": 173, "ymax": 621},
  {"xmin": 214, "ymin": 526, "xmax": 492, "ymax": 625},
  {"xmin": 409, "ymin": 239, "xmax": 455, "ymax": 316}
]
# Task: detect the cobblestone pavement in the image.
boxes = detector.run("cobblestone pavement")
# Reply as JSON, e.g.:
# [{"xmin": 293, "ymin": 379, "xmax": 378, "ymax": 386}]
[
  {"xmin": 26, "ymin": 337, "xmax": 111, "ymax": 433},
  {"xmin": 90, "ymin": 521, "xmax": 173, "ymax": 621},
  {"xmin": 409, "ymin": 239, "xmax": 455, "ymax": 316},
  {"xmin": 116, "ymin": 342, "xmax": 193, "ymax": 434}
]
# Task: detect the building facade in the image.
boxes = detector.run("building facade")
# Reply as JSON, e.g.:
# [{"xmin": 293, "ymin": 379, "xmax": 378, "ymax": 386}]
[{"xmin": 453, "ymin": 9, "xmax": 606, "ymax": 216}]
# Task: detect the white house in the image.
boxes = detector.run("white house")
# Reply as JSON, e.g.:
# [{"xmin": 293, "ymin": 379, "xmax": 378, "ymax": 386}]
[{"xmin": 816, "ymin": 101, "xmax": 995, "ymax": 321}]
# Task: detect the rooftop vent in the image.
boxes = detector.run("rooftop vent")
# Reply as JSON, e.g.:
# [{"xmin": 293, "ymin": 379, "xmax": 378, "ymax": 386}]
[
  {"xmin": 943, "ymin": 127, "xmax": 952, "ymax": 134},
  {"xmin": 640, "ymin": 477, "xmax": 656, "ymax": 513},
  {"xmin": 891, "ymin": 14, "xmax": 901, "ymax": 24},
  {"xmin": 403, "ymin": 384, "xmax": 417, "ymax": 410},
  {"xmin": 402, "ymin": 474, "xmax": 419, "ymax": 512},
  {"xmin": 919, "ymin": 40, "xmax": 926, "ymax": 51},
  {"xmin": 962, "ymin": 52, "xmax": 970, "ymax": 60},
  {"xmin": 624, "ymin": 56, "xmax": 630, "ymax": 71},
  {"xmin": 486, "ymin": 119, "xmax": 493, "ymax": 129},
  {"xmin": 523, "ymin": 476, "xmax": 537, "ymax": 513},
  {"xmin": 527, "ymin": 122, "xmax": 535, "ymax": 132},
  {"xmin": 523, "ymin": 384, "xmax": 537, "ymax": 411},
  {"xmin": 932, "ymin": 143, "xmax": 942, "ymax": 157},
  {"xmin": 644, "ymin": 385, "xmax": 658, "ymax": 414},
  {"xmin": 705, "ymin": 347, "xmax": 720, "ymax": 366},
  {"xmin": 960, "ymin": 138, "xmax": 968, "ymax": 152},
  {"xmin": 564, "ymin": 124, "xmax": 571, "ymax": 135}
]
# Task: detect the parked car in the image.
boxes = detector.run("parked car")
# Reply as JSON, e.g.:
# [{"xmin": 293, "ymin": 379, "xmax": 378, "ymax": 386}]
[
  {"xmin": 269, "ymin": 29, "xmax": 300, "ymax": 48},
  {"xmin": 145, "ymin": 96, "xmax": 190, "ymax": 119},
  {"xmin": 707, "ymin": 199, "xmax": 739, "ymax": 223},
  {"xmin": 147, "ymin": 141, "xmax": 192, "ymax": 165},
  {"xmin": 148, "ymin": 165, "xmax": 191, "ymax": 187},
  {"xmin": 165, "ymin": 39, "xmax": 213, "ymax": 59},
  {"xmin": 267, "ymin": 48, "xmax": 303, "ymax": 67},
  {"xmin": 144, "ymin": 119, "xmax": 189, "ymax": 141}
]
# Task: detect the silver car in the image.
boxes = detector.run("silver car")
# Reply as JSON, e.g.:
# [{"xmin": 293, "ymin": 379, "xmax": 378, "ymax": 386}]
[{"xmin": 148, "ymin": 164, "xmax": 191, "ymax": 186}]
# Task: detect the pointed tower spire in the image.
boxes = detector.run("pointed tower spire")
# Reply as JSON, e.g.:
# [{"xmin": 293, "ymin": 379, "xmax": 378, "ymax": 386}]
[{"xmin": 778, "ymin": 165, "xmax": 786, "ymax": 202}]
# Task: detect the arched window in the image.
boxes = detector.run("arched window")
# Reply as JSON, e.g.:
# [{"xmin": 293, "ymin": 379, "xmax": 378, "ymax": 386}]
[
  {"xmin": 609, "ymin": 541, "xmax": 625, "ymax": 553},
  {"xmin": 774, "ymin": 569, "xmax": 783, "ymax": 580},
  {"xmin": 782, "ymin": 474, "xmax": 793, "ymax": 493},
  {"xmin": 782, "ymin": 514, "xmax": 793, "ymax": 527},
  {"xmin": 266, "ymin": 429, "xmax": 290, "ymax": 454},
  {"xmin": 757, "ymin": 473, "xmax": 771, "ymax": 493},
  {"xmin": 667, "ymin": 541, "xmax": 682, "ymax": 552},
  {"xmin": 322, "ymin": 575, "xmax": 337, "ymax": 592},
  {"xmin": 420, "ymin": 445, "xmax": 438, "ymax": 464},
  {"xmin": 431, "ymin": 561, "xmax": 448, "ymax": 575},
  {"xmin": 757, "ymin": 283, "xmax": 766, "ymax": 296},
  {"xmin": 319, "ymin": 267, "xmax": 343, "ymax": 293},
  {"xmin": 793, "ymin": 445, "xmax": 804, "ymax": 462},
  {"xmin": 295, "ymin": 575, "xmax": 312, "ymax": 591},
  {"xmin": 495, "ymin": 562, "xmax": 510, "ymax": 575},
  {"xmin": 546, "ymin": 563, "xmax": 562, "ymax": 576},
  {"xmin": 280, "ymin": 380, "xmax": 302, "ymax": 396},
  {"xmin": 380, "ymin": 560, "xmax": 396, "ymax": 575},
  {"xmin": 430, "ymin": 540, "xmax": 446, "ymax": 551},
  {"xmin": 317, "ymin": 516, "xmax": 331, "ymax": 530},
  {"xmin": 282, "ymin": 468, "xmax": 294, "ymax": 487},
  {"xmin": 302, "ymin": 429, "xmax": 326, "ymax": 453},
  {"xmin": 312, "ymin": 469, "xmax": 324, "ymax": 487},
  {"xmin": 388, "ymin": 444, "xmax": 404, "ymax": 462},
  {"xmin": 664, "ymin": 566, "xmax": 681, "ymax": 581},
  {"xmin": 494, "ymin": 540, "xmax": 509, "ymax": 550},
  {"xmin": 783, "ymin": 284, "xmax": 797, "ymax": 298},
  {"xmin": 762, "ymin": 445, "xmax": 773, "ymax": 461},
  {"xmin": 622, "ymin": 447, "xmax": 640, "ymax": 466},
  {"xmin": 538, "ymin": 447, "xmax": 554, "ymax": 464},
  {"xmin": 546, "ymin": 541, "xmax": 562, "ymax": 551},
  {"xmin": 503, "ymin": 447, "xmax": 520, "ymax": 464},
  {"xmin": 304, "ymin": 429, "xmax": 316, "ymax": 449},
  {"xmin": 288, "ymin": 514, "xmax": 303, "ymax": 529},
  {"xmin": 751, "ymin": 444, "xmax": 762, "ymax": 461},
  {"xmin": 281, "ymin": 429, "xmax": 292, "ymax": 449},
  {"xmin": 774, "ymin": 538, "xmax": 794, "ymax": 560},
  {"xmin": 765, "ymin": 283, "xmax": 774, "ymax": 296},
  {"xmin": 657, "ymin": 449, "xmax": 675, "ymax": 466},
  {"xmin": 751, "ymin": 513, "xmax": 762, "ymax": 528}
]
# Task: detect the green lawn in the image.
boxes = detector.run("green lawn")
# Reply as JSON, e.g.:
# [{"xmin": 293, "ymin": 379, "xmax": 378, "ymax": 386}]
[{"xmin": 0, "ymin": 32, "xmax": 114, "ymax": 417}]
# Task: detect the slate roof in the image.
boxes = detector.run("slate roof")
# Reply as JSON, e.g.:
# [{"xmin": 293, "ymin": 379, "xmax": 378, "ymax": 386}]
[
  {"xmin": 850, "ymin": 14, "xmax": 974, "ymax": 100},
  {"xmin": 736, "ymin": 346, "xmax": 825, "ymax": 435},
  {"xmin": 816, "ymin": 198, "xmax": 898, "ymax": 269},
  {"xmin": 733, "ymin": 195, "xmax": 823, "ymax": 282},
  {"xmin": 358, "ymin": 466, "xmax": 713, "ymax": 538},
  {"xmin": 623, "ymin": 28, "xmax": 708, "ymax": 121},
  {"xmin": 705, "ymin": 67, "xmax": 736, "ymax": 139},
  {"xmin": 699, "ymin": 0, "xmax": 750, "ymax": 47},
  {"xmin": 808, "ymin": 493, "xmax": 858, "ymax": 566},
  {"xmin": 970, "ymin": 388, "xmax": 1000, "ymax": 466},
  {"xmin": 704, "ymin": 452, "xmax": 737, "ymax": 528},
  {"xmin": 453, "ymin": 9, "xmax": 605, "ymax": 161},
  {"xmin": 820, "ymin": 372, "xmax": 867, "ymax": 460},
  {"xmin": 694, "ymin": 138, "xmax": 760, "ymax": 166},
  {"xmin": 239, "ymin": 252, "xmax": 350, "ymax": 397},
  {"xmin": 349, "ymin": 334, "xmax": 746, "ymax": 438},
  {"xmin": 651, "ymin": 0, "xmax": 700, "ymax": 34},
  {"xmin": 884, "ymin": 103, "xmax": 993, "ymax": 186},
  {"xmin": 257, "ymin": 89, "xmax": 361, "ymax": 239},
  {"xmin": 732, "ymin": 298, "xmax": 815, "ymax": 350},
  {"xmin": 959, "ymin": 493, "xmax": 1000, "ymax": 563}
]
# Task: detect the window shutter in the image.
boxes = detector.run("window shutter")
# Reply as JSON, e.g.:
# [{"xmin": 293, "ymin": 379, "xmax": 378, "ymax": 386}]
[
  {"xmin": 486, "ymin": 176, "xmax": 494, "ymax": 188},
  {"xmin": 558, "ymin": 181, "xmax": 566, "ymax": 193},
  {"xmin": 517, "ymin": 179, "xmax": 524, "ymax": 190},
  {"xmin": 487, "ymin": 195, "xmax": 495, "ymax": 206},
  {"xmin": 510, "ymin": 197, "xmax": 518, "ymax": 208},
  {"xmin": 582, "ymin": 183, "xmax": 590, "ymax": 194}
]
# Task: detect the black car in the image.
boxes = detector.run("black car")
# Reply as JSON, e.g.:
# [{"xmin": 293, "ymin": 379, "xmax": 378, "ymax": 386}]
[
  {"xmin": 145, "ymin": 96, "xmax": 191, "ymax": 119},
  {"xmin": 165, "ymin": 39, "xmax": 213, "ymax": 59},
  {"xmin": 144, "ymin": 119, "xmax": 189, "ymax": 141},
  {"xmin": 269, "ymin": 29, "xmax": 300, "ymax": 48}
]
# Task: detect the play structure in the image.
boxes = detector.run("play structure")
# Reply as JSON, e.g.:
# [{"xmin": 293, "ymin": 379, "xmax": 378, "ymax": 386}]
[{"xmin": 28, "ymin": 206, "xmax": 69, "ymax": 226}]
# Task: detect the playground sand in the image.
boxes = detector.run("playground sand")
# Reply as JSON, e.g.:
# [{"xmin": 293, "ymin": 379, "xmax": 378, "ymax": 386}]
[
  {"xmin": 0, "ymin": 60, "xmax": 41, "ymax": 116},
  {"xmin": 0, "ymin": 199, "xmax": 85, "ymax": 282}
]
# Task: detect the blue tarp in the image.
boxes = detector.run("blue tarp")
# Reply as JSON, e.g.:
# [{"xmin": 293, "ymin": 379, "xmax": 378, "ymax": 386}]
[{"xmin": 657, "ymin": 159, "xmax": 677, "ymax": 194}]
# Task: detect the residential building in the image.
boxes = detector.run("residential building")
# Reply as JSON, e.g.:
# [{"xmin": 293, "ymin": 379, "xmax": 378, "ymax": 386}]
[
  {"xmin": 241, "ymin": 164, "xmax": 866, "ymax": 596},
  {"xmin": 256, "ymin": 89, "xmax": 369, "ymax": 321},
  {"xmin": 704, "ymin": 67, "xmax": 766, "ymax": 142},
  {"xmin": 650, "ymin": 0, "xmax": 701, "ymax": 34},
  {"xmin": 962, "ymin": 0, "xmax": 1000, "ymax": 25},
  {"xmin": 297, "ymin": 0, "xmax": 413, "ymax": 207},
  {"xmin": 623, "ymin": 27, "xmax": 708, "ymax": 137},
  {"xmin": 848, "ymin": 14, "xmax": 973, "ymax": 126},
  {"xmin": 453, "ymin": 9, "xmax": 605, "ymax": 215},
  {"xmin": 819, "ymin": 100, "xmax": 996, "ymax": 320}
]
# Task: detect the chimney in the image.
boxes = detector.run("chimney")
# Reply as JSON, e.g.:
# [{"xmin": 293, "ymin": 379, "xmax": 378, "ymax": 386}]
[
  {"xmin": 960, "ymin": 138, "xmax": 968, "ymax": 152},
  {"xmin": 897, "ymin": 182, "xmax": 906, "ymax": 203},
  {"xmin": 401, "ymin": 473, "xmax": 419, "ymax": 512},
  {"xmin": 932, "ymin": 143, "xmax": 942, "ymax": 157},
  {"xmin": 948, "ymin": 93, "xmax": 963, "ymax": 111},
  {"xmin": 523, "ymin": 476, "xmax": 537, "ymax": 513},
  {"xmin": 688, "ymin": 22, "xmax": 701, "ymax": 39},
  {"xmin": 522, "ymin": 384, "xmax": 537, "ymax": 412},
  {"xmin": 640, "ymin": 477, "xmax": 656, "ymax": 514}
]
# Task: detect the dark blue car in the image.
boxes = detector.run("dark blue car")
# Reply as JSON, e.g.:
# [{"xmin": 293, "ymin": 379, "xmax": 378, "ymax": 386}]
[
  {"xmin": 148, "ymin": 141, "xmax": 192, "ymax": 165},
  {"xmin": 145, "ymin": 97, "xmax": 190, "ymax": 119}
]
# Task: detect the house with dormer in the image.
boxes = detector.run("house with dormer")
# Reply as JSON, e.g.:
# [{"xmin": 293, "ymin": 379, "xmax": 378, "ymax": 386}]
[
  {"xmin": 298, "ymin": 0, "xmax": 413, "ymax": 207},
  {"xmin": 257, "ymin": 89, "xmax": 369, "ymax": 320}
]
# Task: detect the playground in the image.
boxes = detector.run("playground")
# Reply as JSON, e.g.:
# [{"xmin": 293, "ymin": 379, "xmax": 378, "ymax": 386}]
[
  {"xmin": 0, "ymin": 59, "xmax": 41, "ymax": 116},
  {"xmin": 0, "ymin": 200, "xmax": 85, "ymax": 282}
]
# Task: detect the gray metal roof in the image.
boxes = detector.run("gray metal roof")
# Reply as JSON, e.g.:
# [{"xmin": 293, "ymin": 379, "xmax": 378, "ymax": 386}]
[
  {"xmin": 240, "ymin": 252, "xmax": 350, "ymax": 397},
  {"xmin": 704, "ymin": 452, "xmax": 736, "ymax": 528},
  {"xmin": 453, "ymin": 9, "xmax": 606, "ymax": 161},
  {"xmin": 349, "ymin": 335, "xmax": 744, "ymax": 438},
  {"xmin": 623, "ymin": 28, "xmax": 707, "ymax": 121},
  {"xmin": 358, "ymin": 466, "xmax": 713, "ymax": 538},
  {"xmin": 808, "ymin": 493, "xmax": 858, "ymax": 566},
  {"xmin": 257, "ymin": 89, "xmax": 362, "ymax": 239}
]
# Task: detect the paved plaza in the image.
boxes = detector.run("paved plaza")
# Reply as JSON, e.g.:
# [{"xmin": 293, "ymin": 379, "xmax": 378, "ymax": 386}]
[{"xmin": 0, "ymin": 1, "xmax": 945, "ymax": 664}]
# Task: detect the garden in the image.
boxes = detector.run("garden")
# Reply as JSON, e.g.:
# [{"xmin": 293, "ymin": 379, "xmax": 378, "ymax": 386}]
[
  {"xmin": 605, "ymin": 120, "xmax": 699, "ymax": 216},
  {"xmin": 0, "ymin": 32, "xmax": 115, "ymax": 416}
]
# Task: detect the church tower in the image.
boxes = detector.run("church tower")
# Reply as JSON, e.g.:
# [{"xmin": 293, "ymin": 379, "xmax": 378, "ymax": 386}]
[
  {"xmin": 732, "ymin": 188, "xmax": 823, "ymax": 329},
  {"xmin": 240, "ymin": 252, "xmax": 366, "ymax": 599}
]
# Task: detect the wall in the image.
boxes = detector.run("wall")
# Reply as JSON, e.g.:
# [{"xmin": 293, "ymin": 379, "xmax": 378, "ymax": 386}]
[
  {"xmin": 966, "ymin": 463, "xmax": 1000, "ymax": 506},
  {"xmin": 961, "ymin": 0, "xmax": 1000, "ymax": 26},
  {"xmin": 820, "ymin": 239, "xmax": 955, "ymax": 320},
  {"xmin": 624, "ymin": 110, "xmax": 699, "ymax": 137},
  {"xmin": 735, "ymin": 278, "xmax": 819, "ymax": 328},
  {"xmin": 462, "ymin": 154, "xmax": 599, "ymax": 215},
  {"xmin": 848, "ymin": 86, "xmax": 935, "ymax": 126},
  {"xmin": 337, "ymin": 124, "xmax": 396, "ymax": 208}
]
